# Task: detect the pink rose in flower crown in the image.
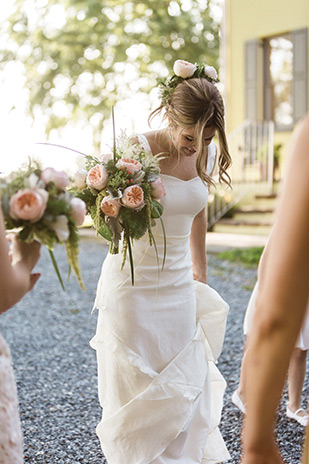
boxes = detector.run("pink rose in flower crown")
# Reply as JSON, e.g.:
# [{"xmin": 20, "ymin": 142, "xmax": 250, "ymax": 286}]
[
  {"xmin": 204, "ymin": 66, "xmax": 218, "ymax": 81},
  {"xmin": 151, "ymin": 177, "xmax": 166, "ymax": 200},
  {"xmin": 121, "ymin": 185, "xmax": 144, "ymax": 210},
  {"xmin": 100, "ymin": 195, "xmax": 120, "ymax": 218},
  {"xmin": 41, "ymin": 167, "xmax": 69, "ymax": 191},
  {"xmin": 116, "ymin": 158, "xmax": 142, "ymax": 174},
  {"xmin": 87, "ymin": 164, "xmax": 108, "ymax": 190},
  {"xmin": 9, "ymin": 188, "xmax": 48, "ymax": 223},
  {"xmin": 173, "ymin": 60, "xmax": 197, "ymax": 79},
  {"xmin": 70, "ymin": 197, "xmax": 86, "ymax": 226}
]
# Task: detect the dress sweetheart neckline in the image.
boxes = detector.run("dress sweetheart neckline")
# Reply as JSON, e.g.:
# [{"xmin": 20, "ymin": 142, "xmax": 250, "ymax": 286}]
[{"xmin": 160, "ymin": 173, "xmax": 199, "ymax": 182}]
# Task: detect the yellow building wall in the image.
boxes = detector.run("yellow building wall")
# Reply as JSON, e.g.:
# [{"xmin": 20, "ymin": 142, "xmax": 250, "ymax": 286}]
[{"xmin": 224, "ymin": 0, "xmax": 309, "ymax": 133}]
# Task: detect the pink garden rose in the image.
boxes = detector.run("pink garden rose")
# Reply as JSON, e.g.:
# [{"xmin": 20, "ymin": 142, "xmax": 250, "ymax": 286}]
[
  {"xmin": 70, "ymin": 198, "xmax": 86, "ymax": 226},
  {"xmin": 116, "ymin": 158, "xmax": 142, "ymax": 174},
  {"xmin": 9, "ymin": 188, "xmax": 48, "ymax": 223},
  {"xmin": 73, "ymin": 169, "xmax": 87, "ymax": 190},
  {"xmin": 100, "ymin": 195, "xmax": 120, "ymax": 218},
  {"xmin": 204, "ymin": 66, "xmax": 218, "ymax": 81},
  {"xmin": 173, "ymin": 60, "xmax": 196, "ymax": 79},
  {"xmin": 150, "ymin": 177, "xmax": 166, "ymax": 200},
  {"xmin": 121, "ymin": 185, "xmax": 144, "ymax": 210},
  {"xmin": 41, "ymin": 167, "xmax": 69, "ymax": 191},
  {"xmin": 87, "ymin": 164, "xmax": 108, "ymax": 190}
]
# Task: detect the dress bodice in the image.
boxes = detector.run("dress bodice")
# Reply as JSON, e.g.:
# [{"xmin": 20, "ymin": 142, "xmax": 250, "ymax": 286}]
[
  {"xmin": 158, "ymin": 175, "xmax": 208, "ymax": 236},
  {"xmin": 137, "ymin": 134, "xmax": 215, "ymax": 237}
]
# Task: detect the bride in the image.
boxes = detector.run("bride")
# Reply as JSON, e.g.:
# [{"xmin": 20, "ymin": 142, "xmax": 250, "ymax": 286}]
[{"xmin": 90, "ymin": 59, "xmax": 232, "ymax": 464}]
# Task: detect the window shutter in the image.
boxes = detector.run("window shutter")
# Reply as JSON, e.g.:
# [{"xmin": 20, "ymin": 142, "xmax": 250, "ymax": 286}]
[
  {"xmin": 292, "ymin": 28, "xmax": 308, "ymax": 123},
  {"xmin": 263, "ymin": 39, "xmax": 272, "ymax": 122},
  {"xmin": 245, "ymin": 40, "xmax": 259, "ymax": 121}
]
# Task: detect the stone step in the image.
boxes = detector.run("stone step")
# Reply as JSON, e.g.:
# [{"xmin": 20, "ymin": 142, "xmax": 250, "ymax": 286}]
[
  {"xmin": 233, "ymin": 205, "xmax": 274, "ymax": 214},
  {"xmin": 255, "ymin": 193, "xmax": 277, "ymax": 199},
  {"xmin": 218, "ymin": 218, "xmax": 274, "ymax": 227}
]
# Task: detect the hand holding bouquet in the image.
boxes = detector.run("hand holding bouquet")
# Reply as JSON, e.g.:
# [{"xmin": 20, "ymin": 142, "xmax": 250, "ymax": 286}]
[
  {"xmin": 0, "ymin": 161, "xmax": 86, "ymax": 290},
  {"xmin": 72, "ymin": 132, "xmax": 166, "ymax": 284}
]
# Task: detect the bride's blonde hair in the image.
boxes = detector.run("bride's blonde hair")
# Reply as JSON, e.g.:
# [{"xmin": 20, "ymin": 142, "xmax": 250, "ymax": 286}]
[{"xmin": 150, "ymin": 78, "xmax": 232, "ymax": 187}]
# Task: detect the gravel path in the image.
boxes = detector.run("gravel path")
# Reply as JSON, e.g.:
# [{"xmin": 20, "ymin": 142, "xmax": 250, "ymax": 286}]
[{"xmin": 0, "ymin": 237, "xmax": 307, "ymax": 463}]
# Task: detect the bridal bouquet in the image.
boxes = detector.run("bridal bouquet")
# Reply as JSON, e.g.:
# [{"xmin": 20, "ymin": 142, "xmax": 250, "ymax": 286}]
[
  {"xmin": 71, "ymin": 132, "xmax": 166, "ymax": 285},
  {"xmin": 0, "ymin": 161, "xmax": 86, "ymax": 290}
]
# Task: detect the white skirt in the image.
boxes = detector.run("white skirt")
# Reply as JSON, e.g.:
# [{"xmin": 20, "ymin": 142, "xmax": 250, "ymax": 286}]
[{"xmin": 90, "ymin": 235, "xmax": 230, "ymax": 464}]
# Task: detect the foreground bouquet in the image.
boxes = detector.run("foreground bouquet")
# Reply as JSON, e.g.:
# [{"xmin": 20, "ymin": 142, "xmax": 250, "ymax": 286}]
[
  {"xmin": 72, "ymin": 132, "xmax": 166, "ymax": 285},
  {"xmin": 0, "ymin": 161, "xmax": 86, "ymax": 290}
]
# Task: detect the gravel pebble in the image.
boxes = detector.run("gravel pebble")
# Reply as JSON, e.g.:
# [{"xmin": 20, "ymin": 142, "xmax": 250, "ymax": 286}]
[{"xmin": 0, "ymin": 237, "xmax": 307, "ymax": 463}]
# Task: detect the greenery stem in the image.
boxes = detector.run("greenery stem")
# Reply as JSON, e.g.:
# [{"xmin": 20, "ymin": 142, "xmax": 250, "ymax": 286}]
[{"xmin": 48, "ymin": 249, "xmax": 65, "ymax": 291}]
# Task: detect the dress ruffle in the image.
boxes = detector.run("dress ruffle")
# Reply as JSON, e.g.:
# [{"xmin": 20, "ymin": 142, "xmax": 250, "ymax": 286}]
[{"xmin": 90, "ymin": 283, "xmax": 230, "ymax": 464}]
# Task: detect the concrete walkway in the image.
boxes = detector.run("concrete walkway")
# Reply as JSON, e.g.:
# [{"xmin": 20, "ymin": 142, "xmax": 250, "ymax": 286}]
[{"xmin": 206, "ymin": 232, "xmax": 268, "ymax": 253}]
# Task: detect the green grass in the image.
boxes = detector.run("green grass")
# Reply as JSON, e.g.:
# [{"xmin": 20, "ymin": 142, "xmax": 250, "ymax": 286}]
[{"xmin": 218, "ymin": 246, "xmax": 264, "ymax": 267}]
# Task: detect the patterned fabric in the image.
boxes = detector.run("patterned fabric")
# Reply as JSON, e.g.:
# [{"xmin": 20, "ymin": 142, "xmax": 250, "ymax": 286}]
[{"xmin": 0, "ymin": 334, "xmax": 23, "ymax": 464}]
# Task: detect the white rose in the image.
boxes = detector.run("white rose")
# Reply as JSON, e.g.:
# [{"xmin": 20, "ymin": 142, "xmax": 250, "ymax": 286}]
[
  {"xmin": 173, "ymin": 60, "xmax": 196, "ymax": 79},
  {"xmin": 98, "ymin": 153, "xmax": 113, "ymax": 163},
  {"xmin": 73, "ymin": 169, "xmax": 87, "ymax": 190},
  {"xmin": 70, "ymin": 197, "xmax": 86, "ymax": 226},
  {"xmin": 204, "ymin": 66, "xmax": 218, "ymax": 81},
  {"xmin": 50, "ymin": 215, "xmax": 70, "ymax": 242}
]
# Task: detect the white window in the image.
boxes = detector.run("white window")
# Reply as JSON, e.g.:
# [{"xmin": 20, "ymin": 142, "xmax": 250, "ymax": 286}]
[
  {"xmin": 264, "ymin": 35, "xmax": 293, "ymax": 129},
  {"xmin": 245, "ymin": 28, "xmax": 308, "ymax": 130}
]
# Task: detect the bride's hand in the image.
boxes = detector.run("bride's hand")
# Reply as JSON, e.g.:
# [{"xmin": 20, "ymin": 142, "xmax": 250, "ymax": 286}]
[
  {"xmin": 7, "ymin": 233, "xmax": 41, "ymax": 271},
  {"xmin": 192, "ymin": 268, "xmax": 206, "ymax": 284}
]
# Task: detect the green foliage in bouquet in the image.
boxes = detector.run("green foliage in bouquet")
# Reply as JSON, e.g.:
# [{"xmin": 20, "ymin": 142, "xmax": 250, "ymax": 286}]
[{"xmin": 0, "ymin": 160, "xmax": 85, "ymax": 290}]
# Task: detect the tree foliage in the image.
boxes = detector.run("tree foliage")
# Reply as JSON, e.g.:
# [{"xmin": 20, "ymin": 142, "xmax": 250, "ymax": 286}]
[{"xmin": 0, "ymin": 0, "xmax": 220, "ymax": 145}]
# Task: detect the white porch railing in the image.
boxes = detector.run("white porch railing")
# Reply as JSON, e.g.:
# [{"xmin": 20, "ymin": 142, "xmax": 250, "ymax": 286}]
[{"xmin": 207, "ymin": 120, "xmax": 275, "ymax": 229}]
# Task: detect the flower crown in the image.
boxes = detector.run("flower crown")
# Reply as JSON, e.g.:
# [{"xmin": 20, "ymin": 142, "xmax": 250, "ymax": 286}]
[{"xmin": 159, "ymin": 59, "xmax": 219, "ymax": 106}]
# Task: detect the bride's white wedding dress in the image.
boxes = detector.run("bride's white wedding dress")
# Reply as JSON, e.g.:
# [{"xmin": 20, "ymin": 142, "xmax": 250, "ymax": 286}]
[{"xmin": 90, "ymin": 136, "xmax": 230, "ymax": 464}]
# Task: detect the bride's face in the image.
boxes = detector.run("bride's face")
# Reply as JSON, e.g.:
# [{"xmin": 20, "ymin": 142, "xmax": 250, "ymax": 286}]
[{"xmin": 170, "ymin": 125, "xmax": 216, "ymax": 157}]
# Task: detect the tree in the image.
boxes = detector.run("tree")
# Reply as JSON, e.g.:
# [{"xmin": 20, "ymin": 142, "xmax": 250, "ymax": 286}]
[{"xmin": 0, "ymin": 0, "xmax": 220, "ymax": 147}]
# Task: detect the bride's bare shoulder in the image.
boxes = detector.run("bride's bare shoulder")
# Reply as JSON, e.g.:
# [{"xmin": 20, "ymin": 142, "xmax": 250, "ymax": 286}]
[
  {"xmin": 130, "ymin": 131, "xmax": 155, "ymax": 145},
  {"xmin": 143, "ymin": 130, "xmax": 166, "ymax": 156}
]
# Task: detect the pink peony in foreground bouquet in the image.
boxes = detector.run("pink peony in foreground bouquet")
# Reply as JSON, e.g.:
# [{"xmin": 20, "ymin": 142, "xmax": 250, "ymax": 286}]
[
  {"xmin": 71, "ymin": 132, "xmax": 166, "ymax": 284},
  {"xmin": 0, "ymin": 162, "xmax": 86, "ymax": 290}
]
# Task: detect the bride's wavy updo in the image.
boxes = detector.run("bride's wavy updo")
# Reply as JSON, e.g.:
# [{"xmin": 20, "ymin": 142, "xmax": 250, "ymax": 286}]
[{"xmin": 150, "ymin": 71, "xmax": 232, "ymax": 187}]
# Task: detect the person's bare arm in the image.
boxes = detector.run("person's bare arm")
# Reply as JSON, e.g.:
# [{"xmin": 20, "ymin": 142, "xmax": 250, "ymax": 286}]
[
  {"xmin": 241, "ymin": 115, "xmax": 309, "ymax": 463},
  {"xmin": 0, "ymin": 208, "xmax": 41, "ymax": 313},
  {"xmin": 190, "ymin": 207, "xmax": 207, "ymax": 284}
]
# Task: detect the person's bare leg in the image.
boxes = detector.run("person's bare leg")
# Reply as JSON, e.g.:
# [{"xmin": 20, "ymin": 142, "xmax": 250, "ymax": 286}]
[
  {"xmin": 231, "ymin": 337, "xmax": 248, "ymax": 413},
  {"xmin": 237, "ymin": 337, "xmax": 249, "ymax": 402},
  {"xmin": 287, "ymin": 348, "xmax": 307, "ymax": 415}
]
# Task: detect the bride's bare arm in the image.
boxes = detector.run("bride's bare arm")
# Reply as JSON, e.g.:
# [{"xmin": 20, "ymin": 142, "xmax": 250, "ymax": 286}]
[
  {"xmin": 190, "ymin": 207, "xmax": 207, "ymax": 284},
  {"xmin": 0, "ymin": 208, "xmax": 41, "ymax": 314},
  {"xmin": 241, "ymin": 115, "xmax": 309, "ymax": 463}
]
